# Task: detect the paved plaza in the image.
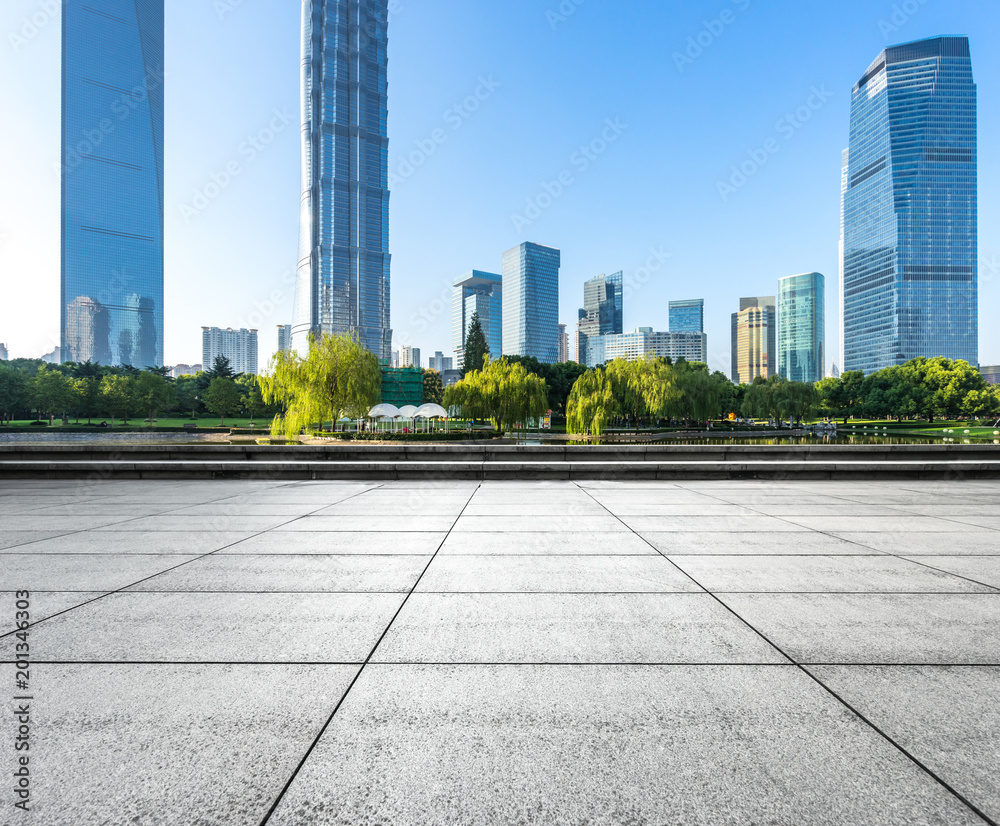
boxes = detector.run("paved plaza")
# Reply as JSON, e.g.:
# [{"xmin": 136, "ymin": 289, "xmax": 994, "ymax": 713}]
[{"xmin": 2, "ymin": 477, "xmax": 999, "ymax": 825}]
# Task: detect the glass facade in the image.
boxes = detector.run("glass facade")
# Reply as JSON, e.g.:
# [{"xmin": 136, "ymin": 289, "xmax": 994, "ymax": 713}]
[
  {"xmin": 452, "ymin": 271, "xmax": 502, "ymax": 369},
  {"xmin": 292, "ymin": 0, "xmax": 392, "ymax": 362},
  {"xmin": 576, "ymin": 271, "xmax": 623, "ymax": 367},
  {"xmin": 842, "ymin": 36, "xmax": 977, "ymax": 374},
  {"xmin": 502, "ymin": 243, "xmax": 561, "ymax": 362},
  {"xmin": 669, "ymin": 299, "xmax": 705, "ymax": 333},
  {"xmin": 61, "ymin": 0, "xmax": 164, "ymax": 368},
  {"xmin": 778, "ymin": 272, "xmax": 825, "ymax": 383},
  {"xmin": 582, "ymin": 330, "xmax": 707, "ymax": 370}
]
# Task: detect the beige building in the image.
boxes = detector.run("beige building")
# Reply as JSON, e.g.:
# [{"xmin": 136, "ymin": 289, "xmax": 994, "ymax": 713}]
[{"xmin": 732, "ymin": 297, "xmax": 776, "ymax": 384}]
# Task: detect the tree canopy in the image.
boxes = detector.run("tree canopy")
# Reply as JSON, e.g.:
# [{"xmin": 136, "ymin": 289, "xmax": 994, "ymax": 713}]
[
  {"xmin": 444, "ymin": 357, "xmax": 548, "ymax": 434},
  {"xmin": 461, "ymin": 311, "xmax": 490, "ymax": 377}
]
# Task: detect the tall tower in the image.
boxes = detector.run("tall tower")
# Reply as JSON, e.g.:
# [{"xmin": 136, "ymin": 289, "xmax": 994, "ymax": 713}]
[
  {"xmin": 292, "ymin": 0, "xmax": 392, "ymax": 361},
  {"xmin": 61, "ymin": 0, "xmax": 165, "ymax": 368},
  {"xmin": 731, "ymin": 297, "xmax": 776, "ymax": 384},
  {"xmin": 842, "ymin": 36, "xmax": 977, "ymax": 374},
  {"xmin": 778, "ymin": 273, "xmax": 825, "ymax": 384},
  {"xmin": 452, "ymin": 271, "xmax": 502, "ymax": 370},
  {"xmin": 501, "ymin": 243, "xmax": 561, "ymax": 362}
]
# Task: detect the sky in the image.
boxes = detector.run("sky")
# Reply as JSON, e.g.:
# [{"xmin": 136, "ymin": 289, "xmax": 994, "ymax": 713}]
[{"xmin": 1, "ymin": 0, "xmax": 998, "ymax": 375}]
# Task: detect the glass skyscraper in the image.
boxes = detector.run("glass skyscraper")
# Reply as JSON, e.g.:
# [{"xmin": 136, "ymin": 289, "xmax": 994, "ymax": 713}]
[
  {"xmin": 576, "ymin": 271, "xmax": 623, "ymax": 366},
  {"xmin": 292, "ymin": 0, "xmax": 392, "ymax": 362},
  {"xmin": 502, "ymin": 243, "xmax": 561, "ymax": 362},
  {"xmin": 61, "ymin": 0, "xmax": 164, "ymax": 368},
  {"xmin": 778, "ymin": 273, "xmax": 825, "ymax": 383},
  {"xmin": 452, "ymin": 271, "xmax": 502, "ymax": 370},
  {"xmin": 842, "ymin": 36, "xmax": 977, "ymax": 374},
  {"xmin": 669, "ymin": 299, "xmax": 705, "ymax": 334}
]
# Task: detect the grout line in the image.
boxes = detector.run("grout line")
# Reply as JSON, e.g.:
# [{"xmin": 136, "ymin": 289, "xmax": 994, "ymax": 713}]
[{"xmin": 256, "ymin": 481, "xmax": 482, "ymax": 826}]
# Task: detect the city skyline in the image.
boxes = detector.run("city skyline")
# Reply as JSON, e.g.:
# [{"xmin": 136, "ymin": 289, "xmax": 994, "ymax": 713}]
[{"xmin": 2, "ymin": 1, "xmax": 998, "ymax": 374}]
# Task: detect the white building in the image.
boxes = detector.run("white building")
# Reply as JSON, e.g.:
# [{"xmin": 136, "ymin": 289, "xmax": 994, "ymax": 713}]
[
  {"xmin": 201, "ymin": 327, "xmax": 258, "ymax": 375},
  {"xmin": 582, "ymin": 329, "xmax": 708, "ymax": 369},
  {"xmin": 399, "ymin": 346, "xmax": 421, "ymax": 369}
]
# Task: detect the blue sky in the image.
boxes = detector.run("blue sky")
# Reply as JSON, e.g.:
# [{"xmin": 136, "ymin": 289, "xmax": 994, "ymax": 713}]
[{"xmin": 1, "ymin": 0, "xmax": 997, "ymax": 374}]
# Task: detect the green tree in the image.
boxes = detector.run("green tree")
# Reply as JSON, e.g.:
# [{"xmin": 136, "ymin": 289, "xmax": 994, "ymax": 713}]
[
  {"xmin": 100, "ymin": 374, "xmax": 136, "ymax": 426},
  {"xmin": 134, "ymin": 371, "xmax": 177, "ymax": 430},
  {"xmin": 818, "ymin": 370, "xmax": 865, "ymax": 423},
  {"xmin": 461, "ymin": 311, "xmax": 490, "ymax": 377},
  {"xmin": 236, "ymin": 374, "xmax": 267, "ymax": 426},
  {"xmin": 32, "ymin": 366, "xmax": 78, "ymax": 425},
  {"xmin": 566, "ymin": 368, "xmax": 618, "ymax": 436},
  {"xmin": 505, "ymin": 356, "xmax": 587, "ymax": 417},
  {"xmin": 0, "ymin": 364, "xmax": 31, "ymax": 424},
  {"xmin": 74, "ymin": 376, "xmax": 103, "ymax": 424},
  {"xmin": 260, "ymin": 332, "xmax": 382, "ymax": 438},
  {"xmin": 962, "ymin": 388, "xmax": 1000, "ymax": 420},
  {"xmin": 174, "ymin": 375, "xmax": 204, "ymax": 419},
  {"xmin": 422, "ymin": 369, "xmax": 445, "ymax": 405},
  {"xmin": 205, "ymin": 355, "xmax": 236, "ymax": 379},
  {"xmin": 203, "ymin": 377, "xmax": 242, "ymax": 426},
  {"xmin": 444, "ymin": 357, "xmax": 548, "ymax": 434}
]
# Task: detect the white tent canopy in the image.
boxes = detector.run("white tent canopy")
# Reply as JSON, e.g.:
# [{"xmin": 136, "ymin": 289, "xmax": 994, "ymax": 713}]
[
  {"xmin": 398, "ymin": 405, "xmax": 419, "ymax": 419},
  {"xmin": 368, "ymin": 404, "xmax": 401, "ymax": 419},
  {"xmin": 414, "ymin": 403, "xmax": 449, "ymax": 419}
]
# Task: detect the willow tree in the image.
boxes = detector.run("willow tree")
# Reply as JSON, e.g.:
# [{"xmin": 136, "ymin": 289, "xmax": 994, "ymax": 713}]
[
  {"xmin": 444, "ymin": 357, "xmax": 547, "ymax": 434},
  {"xmin": 259, "ymin": 333, "xmax": 381, "ymax": 439},
  {"xmin": 567, "ymin": 368, "xmax": 618, "ymax": 436}
]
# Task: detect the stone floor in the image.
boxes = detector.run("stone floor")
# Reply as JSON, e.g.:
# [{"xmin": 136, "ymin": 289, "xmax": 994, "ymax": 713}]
[{"xmin": 2, "ymin": 478, "xmax": 999, "ymax": 825}]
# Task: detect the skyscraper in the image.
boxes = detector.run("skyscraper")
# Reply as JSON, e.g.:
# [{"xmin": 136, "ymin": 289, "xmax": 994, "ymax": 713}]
[
  {"xmin": 669, "ymin": 299, "xmax": 705, "ymax": 334},
  {"xmin": 842, "ymin": 36, "xmax": 977, "ymax": 374},
  {"xmin": 502, "ymin": 243, "xmax": 561, "ymax": 362},
  {"xmin": 558, "ymin": 323, "xmax": 569, "ymax": 363},
  {"xmin": 292, "ymin": 0, "xmax": 392, "ymax": 362},
  {"xmin": 778, "ymin": 273, "xmax": 826, "ymax": 384},
  {"xmin": 277, "ymin": 324, "xmax": 292, "ymax": 353},
  {"xmin": 732, "ymin": 297, "xmax": 776, "ymax": 384},
  {"xmin": 452, "ymin": 271, "xmax": 502, "ymax": 369},
  {"xmin": 61, "ymin": 0, "xmax": 164, "ymax": 368},
  {"xmin": 399, "ymin": 346, "xmax": 420, "ymax": 369},
  {"xmin": 202, "ymin": 327, "xmax": 259, "ymax": 375},
  {"xmin": 576, "ymin": 271, "xmax": 623, "ymax": 367}
]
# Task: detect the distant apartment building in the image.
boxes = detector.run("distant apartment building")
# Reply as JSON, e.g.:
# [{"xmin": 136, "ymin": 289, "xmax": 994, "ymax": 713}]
[
  {"xmin": 453, "ymin": 271, "xmax": 502, "ymax": 369},
  {"xmin": 581, "ymin": 329, "xmax": 707, "ymax": 369},
  {"xmin": 399, "ymin": 346, "xmax": 421, "ymax": 369},
  {"xmin": 441, "ymin": 369, "xmax": 462, "ymax": 388},
  {"xmin": 41, "ymin": 347, "xmax": 62, "ymax": 365},
  {"xmin": 558, "ymin": 324, "xmax": 569, "ymax": 363},
  {"xmin": 669, "ymin": 299, "xmax": 705, "ymax": 333},
  {"xmin": 981, "ymin": 366, "xmax": 1000, "ymax": 386},
  {"xmin": 277, "ymin": 324, "xmax": 292, "ymax": 353},
  {"xmin": 202, "ymin": 327, "xmax": 258, "ymax": 375},
  {"xmin": 168, "ymin": 364, "xmax": 202, "ymax": 378},
  {"xmin": 428, "ymin": 351, "xmax": 453, "ymax": 372},
  {"xmin": 732, "ymin": 297, "xmax": 776, "ymax": 384},
  {"xmin": 778, "ymin": 273, "xmax": 825, "ymax": 384},
  {"xmin": 502, "ymin": 243, "xmax": 560, "ymax": 362},
  {"xmin": 0, "ymin": 343, "xmax": 7, "ymax": 360},
  {"xmin": 577, "ymin": 271, "xmax": 623, "ymax": 366}
]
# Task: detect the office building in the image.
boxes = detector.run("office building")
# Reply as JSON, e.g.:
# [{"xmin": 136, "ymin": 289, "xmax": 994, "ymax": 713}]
[
  {"xmin": 41, "ymin": 348, "xmax": 63, "ymax": 365},
  {"xmin": 390, "ymin": 350, "xmax": 401, "ymax": 369},
  {"xmin": 167, "ymin": 364, "xmax": 202, "ymax": 379},
  {"xmin": 581, "ymin": 329, "xmax": 707, "ymax": 369},
  {"xmin": 61, "ymin": 0, "xmax": 164, "ymax": 368},
  {"xmin": 292, "ymin": 0, "xmax": 392, "ymax": 362},
  {"xmin": 428, "ymin": 352, "xmax": 453, "ymax": 372},
  {"xmin": 202, "ymin": 327, "xmax": 258, "ymax": 375},
  {"xmin": 669, "ymin": 299, "xmax": 705, "ymax": 334},
  {"xmin": 0, "ymin": 343, "xmax": 7, "ymax": 360},
  {"xmin": 399, "ymin": 346, "xmax": 420, "ymax": 369},
  {"xmin": 732, "ymin": 297, "xmax": 776, "ymax": 384},
  {"xmin": 558, "ymin": 324, "xmax": 569, "ymax": 363},
  {"xmin": 842, "ymin": 36, "xmax": 977, "ymax": 374},
  {"xmin": 441, "ymin": 369, "xmax": 462, "ymax": 388},
  {"xmin": 502, "ymin": 243, "xmax": 560, "ymax": 362},
  {"xmin": 778, "ymin": 273, "xmax": 826, "ymax": 384},
  {"xmin": 981, "ymin": 366, "xmax": 1000, "ymax": 386},
  {"xmin": 577, "ymin": 271, "xmax": 623, "ymax": 367},
  {"xmin": 453, "ymin": 271, "xmax": 502, "ymax": 369},
  {"xmin": 277, "ymin": 325, "xmax": 292, "ymax": 353}
]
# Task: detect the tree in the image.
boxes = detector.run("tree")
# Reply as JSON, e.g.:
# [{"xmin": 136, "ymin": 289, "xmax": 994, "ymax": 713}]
[
  {"xmin": 259, "ymin": 332, "xmax": 382, "ymax": 438},
  {"xmin": 505, "ymin": 356, "xmax": 587, "ymax": 418},
  {"xmin": 203, "ymin": 377, "xmax": 242, "ymax": 426},
  {"xmin": 0, "ymin": 364, "xmax": 31, "ymax": 424},
  {"xmin": 31, "ymin": 366, "xmax": 78, "ymax": 425},
  {"xmin": 74, "ymin": 376, "xmax": 103, "ymax": 424},
  {"xmin": 567, "ymin": 368, "xmax": 618, "ymax": 436},
  {"xmin": 100, "ymin": 374, "xmax": 136, "ymax": 426},
  {"xmin": 962, "ymin": 388, "xmax": 1000, "ymax": 420},
  {"xmin": 444, "ymin": 357, "xmax": 548, "ymax": 434},
  {"xmin": 422, "ymin": 370, "xmax": 445, "ymax": 405},
  {"xmin": 205, "ymin": 355, "xmax": 236, "ymax": 379},
  {"xmin": 461, "ymin": 311, "xmax": 490, "ymax": 377},
  {"xmin": 134, "ymin": 371, "xmax": 176, "ymax": 430},
  {"xmin": 174, "ymin": 375, "xmax": 204, "ymax": 419},
  {"xmin": 236, "ymin": 374, "xmax": 267, "ymax": 426}
]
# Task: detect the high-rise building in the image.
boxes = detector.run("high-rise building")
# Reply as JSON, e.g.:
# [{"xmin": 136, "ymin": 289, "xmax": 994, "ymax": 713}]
[
  {"xmin": 502, "ymin": 243, "xmax": 560, "ymax": 362},
  {"xmin": 778, "ymin": 273, "xmax": 826, "ymax": 384},
  {"xmin": 167, "ymin": 364, "xmax": 202, "ymax": 379},
  {"xmin": 581, "ymin": 329, "xmax": 707, "ymax": 369},
  {"xmin": 61, "ymin": 1, "xmax": 164, "ymax": 368},
  {"xmin": 732, "ymin": 297, "xmax": 776, "ymax": 384},
  {"xmin": 576, "ymin": 271, "xmax": 623, "ymax": 367},
  {"xmin": 292, "ymin": 0, "xmax": 392, "ymax": 362},
  {"xmin": 277, "ymin": 325, "xmax": 292, "ymax": 353},
  {"xmin": 0, "ymin": 343, "xmax": 7, "ymax": 360},
  {"xmin": 202, "ymin": 327, "xmax": 258, "ymax": 375},
  {"xmin": 428, "ymin": 351, "xmax": 453, "ymax": 372},
  {"xmin": 399, "ymin": 346, "xmax": 420, "ymax": 369},
  {"xmin": 453, "ymin": 271, "xmax": 502, "ymax": 369},
  {"xmin": 842, "ymin": 36, "xmax": 977, "ymax": 374},
  {"xmin": 980, "ymin": 366, "xmax": 999, "ymax": 386},
  {"xmin": 669, "ymin": 299, "xmax": 705, "ymax": 333},
  {"xmin": 558, "ymin": 324, "xmax": 569, "ymax": 363}
]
